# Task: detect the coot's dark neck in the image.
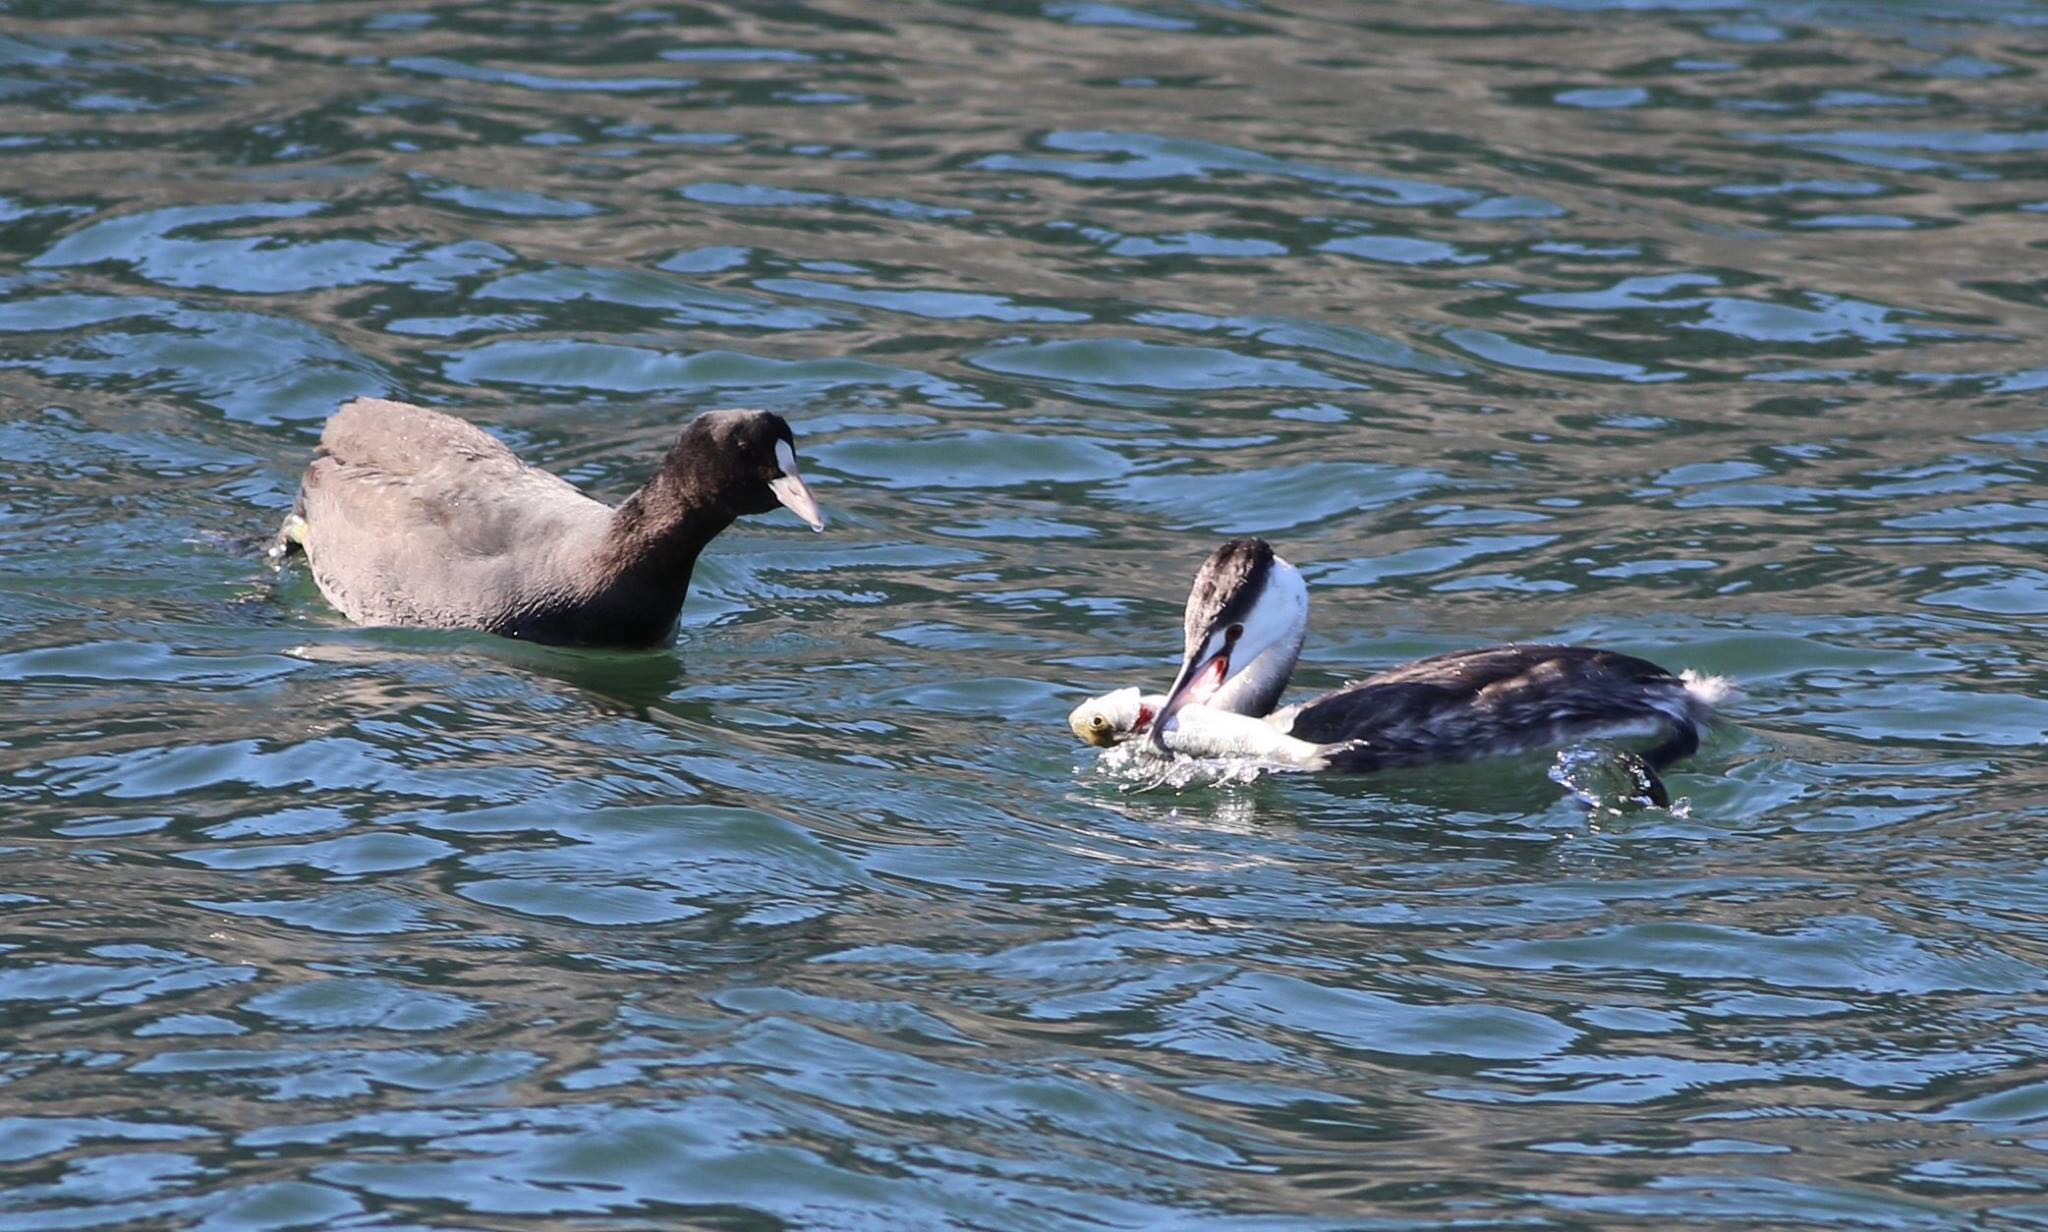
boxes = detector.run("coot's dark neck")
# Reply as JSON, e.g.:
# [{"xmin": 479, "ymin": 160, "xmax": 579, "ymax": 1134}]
[{"xmin": 588, "ymin": 462, "xmax": 740, "ymax": 644}]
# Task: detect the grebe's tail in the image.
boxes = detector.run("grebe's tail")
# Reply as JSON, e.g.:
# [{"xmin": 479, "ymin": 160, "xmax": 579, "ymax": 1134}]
[
  {"xmin": 1680, "ymin": 670, "xmax": 1738, "ymax": 710},
  {"xmin": 1638, "ymin": 669, "xmax": 1736, "ymax": 781}
]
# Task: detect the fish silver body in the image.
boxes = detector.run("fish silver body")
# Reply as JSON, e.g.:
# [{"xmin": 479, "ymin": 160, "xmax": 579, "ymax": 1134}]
[{"xmin": 1067, "ymin": 688, "xmax": 1342, "ymax": 770}]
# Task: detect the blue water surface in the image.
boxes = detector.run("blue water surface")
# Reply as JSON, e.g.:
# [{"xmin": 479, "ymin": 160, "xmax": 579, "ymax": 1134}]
[{"xmin": 0, "ymin": 0, "xmax": 2045, "ymax": 1228}]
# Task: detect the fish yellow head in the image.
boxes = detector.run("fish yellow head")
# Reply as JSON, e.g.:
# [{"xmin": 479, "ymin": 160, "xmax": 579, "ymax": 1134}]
[{"xmin": 1066, "ymin": 687, "xmax": 1155, "ymax": 748}]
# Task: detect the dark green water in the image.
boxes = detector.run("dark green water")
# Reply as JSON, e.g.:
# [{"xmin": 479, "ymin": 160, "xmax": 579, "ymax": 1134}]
[{"xmin": 2, "ymin": 1, "xmax": 2046, "ymax": 1227}]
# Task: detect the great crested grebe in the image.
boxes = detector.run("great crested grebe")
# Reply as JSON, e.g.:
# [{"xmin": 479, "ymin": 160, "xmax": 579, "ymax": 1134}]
[{"xmin": 1070, "ymin": 538, "xmax": 1730, "ymax": 803}]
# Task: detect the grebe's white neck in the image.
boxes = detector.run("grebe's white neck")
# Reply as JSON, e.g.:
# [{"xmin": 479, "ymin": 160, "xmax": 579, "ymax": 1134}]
[{"xmin": 1205, "ymin": 554, "xmax": 1306, "ymax": 718}]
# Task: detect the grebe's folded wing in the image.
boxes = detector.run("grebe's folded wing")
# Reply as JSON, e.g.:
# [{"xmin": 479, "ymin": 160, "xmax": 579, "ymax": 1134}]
[{"xmin": 1289, "ymin": 644, "xmax": 1697, "ymax": 753}]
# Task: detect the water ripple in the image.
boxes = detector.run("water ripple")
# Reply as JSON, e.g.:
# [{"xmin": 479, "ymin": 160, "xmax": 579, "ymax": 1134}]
[{"xmin": 0, "ymin": 0, "xmax": 2044, "ymax": 1227}]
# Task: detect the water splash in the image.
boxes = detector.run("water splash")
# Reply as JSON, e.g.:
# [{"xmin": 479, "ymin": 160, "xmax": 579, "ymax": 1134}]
[
  {"xmin": 1549, "ymin": 745, "xmax": 1690, "ymax": 817},
  {"xmin": 1084, "ymin": 740, "xmax": 1301, "ymax": 791}
]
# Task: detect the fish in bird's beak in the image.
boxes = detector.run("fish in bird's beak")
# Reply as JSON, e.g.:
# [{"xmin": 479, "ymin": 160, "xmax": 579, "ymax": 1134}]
[
  {"xmin": 770, "ymin": 439, "xmax": 825, "ymax": 531},
  {"xmin": 1068, "ymin": 687, "xmax": 1157, "ymax": 748}
]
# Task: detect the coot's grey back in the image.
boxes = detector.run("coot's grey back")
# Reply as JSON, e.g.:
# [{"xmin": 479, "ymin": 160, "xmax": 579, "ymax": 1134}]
[
  {"xmin": 297, "ymin": 398, "xmax": 612, "ymax": 632},
  {"xmin": 318, "ymin": 396, "xmax": 525, "ymax": 475}
]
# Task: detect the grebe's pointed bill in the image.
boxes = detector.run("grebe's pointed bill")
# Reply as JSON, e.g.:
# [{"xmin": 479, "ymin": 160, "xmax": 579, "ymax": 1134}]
[
  {"xmin": 1150, "ymin": 634, "xmax": 1227, "ymax": 752},
  {"xmin": 769, "ymin": 439, "xmax": 825, "ymax": 531},
  {"xmin": 1149, "ymin": 538, "xmax": 1306, "ymax": 751}
]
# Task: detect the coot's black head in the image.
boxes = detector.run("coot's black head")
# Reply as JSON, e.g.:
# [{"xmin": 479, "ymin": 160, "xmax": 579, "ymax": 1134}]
[{"xmin": 673, "ymin": 409, "xmax": 824, "ymax": 530}]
